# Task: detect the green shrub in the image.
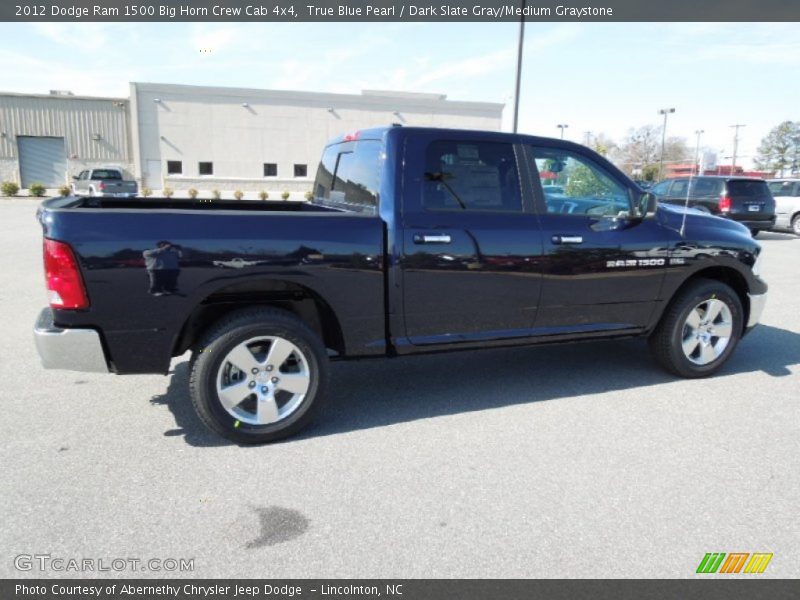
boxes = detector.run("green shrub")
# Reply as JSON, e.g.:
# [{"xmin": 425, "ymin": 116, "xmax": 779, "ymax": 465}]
[
  {"xmin": 1, "ymin": 181, "xmax": 20, "ymax": 196},
  {"xmin": 258, "ymin": 190, "xmax": 269, "ymax": 201},
  {"xmin": 211, "ymin": 189, "xmax": 221, "ymax": 200},
  {"xmin": 58, "ymin": 185, "xmax": 71, "ymax": 197},
  {"xmin": 141, "ymin": 187, "xmax": 152, "ymax": 197},
  {"xmin": 163, "ymin": 187, "xmax": 174, "ymax": 198},
  {"xmin": 281, "ymin": 191, "xmax": 290, "ymax": 201},
  {"xmin": 234, "ymin": 189, "xmax": 244, "ymax": 200},
  {"xmin": 28, "ymin": 182, "xmax": 47, "ymax": 197},
  {"xmin": 304, "ymin": 190, "xmax": 313, "ymax": 201},
  {"xmin": 187, "ymin": 187, "xmax": 199, "ymax": 199}
]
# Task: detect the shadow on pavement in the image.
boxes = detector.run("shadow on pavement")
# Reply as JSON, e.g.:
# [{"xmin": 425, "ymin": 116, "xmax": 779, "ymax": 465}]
[{"xmin": 150, "ymin": 324, "xmax": 800, "ymax": 447}]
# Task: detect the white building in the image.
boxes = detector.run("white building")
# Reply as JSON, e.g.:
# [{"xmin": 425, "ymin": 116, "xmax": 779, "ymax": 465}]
[{"xmin": 0, "ymin": 83, "xmax": 503, "ymax": 196}]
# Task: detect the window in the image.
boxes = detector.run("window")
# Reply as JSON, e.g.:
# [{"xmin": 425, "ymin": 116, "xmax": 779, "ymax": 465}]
[
  {"xmin": 263, "ymin": 163, "xmax": 277, "ymax": 177},
  {"xmin": 167, "ymin": 161, "xmax": 182, "ymax": 175},
  {"xmin": 90, "ymin": 169, "xmax": 122, "ymax": 180},
  {"xmin": 691, "ymin": 178, "xmax": 723, "ymax": 197},
  {"xmin": 767, "ymin": 181, "xmax": 797, "ymax": 197},
  {"xmin": 422, "ymin": 140, "xmax": 521, "ymax": 212},
  {"xmin": 198, "ymin": 162, "xmax": 213, "ymax": 176},
  {"xmin": 294, "ymin": 164, "xmax": 308, "ymax": 178},
  {"xmin": 313, "ymin": 140, "xmax": 381, "ymax": 213},
  {"xmin": 670, "ymin": 179, "xmax": 689, "ymax": 197},
  {"xmin": 650, "ymin": 181, "xmax": 670, "ymax": 195},
  {"xmin": 78, "ymin": 170, "xmax": 88, "ymax": 180},
  {"xmin": 531, "ymin": 148, "xmax": 629, "ymax": 216},
  {"xmin": 727, "ymin": 180, "xmax": 770, "ymax": 198}
]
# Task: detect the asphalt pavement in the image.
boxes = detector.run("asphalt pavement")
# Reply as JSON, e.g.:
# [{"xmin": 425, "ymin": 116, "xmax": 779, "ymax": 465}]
[{"xmin": 1, "ymin": 197, "xmax": 798, "ymax": 578}]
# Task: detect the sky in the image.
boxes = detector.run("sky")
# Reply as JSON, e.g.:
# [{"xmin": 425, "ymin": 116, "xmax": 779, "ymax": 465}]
[{"xmin": 0, "ymin": 21, "xmax": 797, "ymax": 168}]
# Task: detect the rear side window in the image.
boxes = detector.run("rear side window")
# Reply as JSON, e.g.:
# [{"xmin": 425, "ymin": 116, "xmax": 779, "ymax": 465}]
[
  {"xmin": 91, "ymin": 169, "xmax": 122, "ymax": 180},
  {"xmin": 313, "ymin": 140, "xmax": 381, "ymax": 214},
  {"xmin": 670, "ymin": 179, "xmax": 689, "ymax": 196},
  {"xmin": 423, "ymin": 140, "xmax": 521, "ymax": 212},
  {"xmin": 727, "ymin": 180, "xmax": 769, "ymax": 198},
  {"xmin": 690, "ymin": 178, "xmax": 723, "ymax": 197}
]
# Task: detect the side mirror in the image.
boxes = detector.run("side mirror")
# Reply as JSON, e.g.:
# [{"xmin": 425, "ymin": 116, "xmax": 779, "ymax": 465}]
[
  {"xmin": 637, "ymin": 192, "xmax": 658, "ymax": 218},
  {"xmin": 72, "ymin": 175, "xmax": 79, "ymax": 180}
]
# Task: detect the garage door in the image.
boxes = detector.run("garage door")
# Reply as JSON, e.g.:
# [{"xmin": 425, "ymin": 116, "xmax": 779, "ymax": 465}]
[{"xmin": 18, "ymin": 136, "xmax": 67, "ymax": 188}]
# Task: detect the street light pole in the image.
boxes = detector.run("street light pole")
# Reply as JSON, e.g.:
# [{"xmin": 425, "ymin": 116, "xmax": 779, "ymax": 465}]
[
  {"xmin": 511, "ymin": 0, "xmax": 526, "ymax": 133},
  {"xmin": 657, "ymin": 107, "xmax": 675, "ymax": 181},
  {"xmin": 557, "ymin": 124, "xmax": 568, "ymax": 139},
  {"xmin": 730, "ymin": 124, "xmax": 745, "ymax": 175},
  {"xmin": 693, "ymin": 129, "xmax": 704, "ymax": 175}
]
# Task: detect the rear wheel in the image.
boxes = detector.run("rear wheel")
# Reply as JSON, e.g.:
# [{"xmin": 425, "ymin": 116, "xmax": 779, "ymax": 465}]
[
  {"xmin": 792, "ymin": 214, "xmax": 800, "ymax": 236},
  {"xmin": 649, "ymin": 279, "xmax": 743, "ymax": 378},
  {"xmin": 189, "ymin": 307, "xmax": 329, "ymax": 443}
]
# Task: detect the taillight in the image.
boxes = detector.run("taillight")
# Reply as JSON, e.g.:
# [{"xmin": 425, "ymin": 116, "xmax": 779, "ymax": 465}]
[
  {"xmin": 43, "ymin": 239, "xmax": 89, "ymax": 309},
  {"xmin": 97, "ymin": 182, "xmax": 106, "ymax": 191},
  {"xmin": 719, "ymin": 195, "xmax": 732, "ymax": 213}
]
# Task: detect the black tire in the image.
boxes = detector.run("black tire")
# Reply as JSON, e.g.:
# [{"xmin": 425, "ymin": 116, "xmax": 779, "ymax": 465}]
[
  {"xmin": 792, "ymin": 214, "xmax": 800, "ymax": 236},
  {"xmin": 649, "ymin": 278, "xmax": 743, "ymax": 378},
  {"xmin": 750, "ymin": 229, "xmax": 760, "ymax": 238},
  {"xmin": 189, "ymin": 307, "xmax": 329, "ymax": 444}
]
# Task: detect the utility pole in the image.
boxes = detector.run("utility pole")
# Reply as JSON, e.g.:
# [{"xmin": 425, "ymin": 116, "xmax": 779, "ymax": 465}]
[
  {"xmin": 693, "ymin": 129, "xmax": 704, "ymax": 175},
  {"xmin": 584, "ymin": 131, "xmax": 592, "ymax": 146},
  {"xmin": 657, "ymin": 107, "xmax": 675, "ymax": 181},
  {"xmin": 730, "ymin": 124, "xmax": 745, "ymax": 175},
  {"xmin": 511, "ymin": 0, "xmax": 526, "ymax": 133},
  {"xmin": 557, "ymin": 124, "xmax": 568, "ymax": 139}
]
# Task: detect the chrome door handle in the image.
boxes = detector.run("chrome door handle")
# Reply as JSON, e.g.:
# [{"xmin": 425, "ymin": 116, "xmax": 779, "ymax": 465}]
[
  {"xmin": 552, "ymin": 235, "xmax": 583, "ymax": 244},
  {"xmin": 414, "ymin": 234, "xmax": 452, "ymax": 244}
]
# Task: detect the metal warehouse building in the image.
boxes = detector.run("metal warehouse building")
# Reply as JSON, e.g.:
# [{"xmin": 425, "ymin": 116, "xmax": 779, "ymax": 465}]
[{"xmin": 0, "ymin": 83, "xmax": 503, "ymax": 195}]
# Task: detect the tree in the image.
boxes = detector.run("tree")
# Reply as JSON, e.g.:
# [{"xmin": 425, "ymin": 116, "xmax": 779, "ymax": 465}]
[
  {"xmin": 613, "ymin": 125, "xmax": 661, "ymax": 175},
  {"xmin": 755, "ymin": 121, "xmax": 800, "ymax": 176}
]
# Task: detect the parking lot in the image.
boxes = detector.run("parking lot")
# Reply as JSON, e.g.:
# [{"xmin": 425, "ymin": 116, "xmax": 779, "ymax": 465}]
[{"xmin": 1, "ymin": 196, "xmax": 798, "ymax": 578}]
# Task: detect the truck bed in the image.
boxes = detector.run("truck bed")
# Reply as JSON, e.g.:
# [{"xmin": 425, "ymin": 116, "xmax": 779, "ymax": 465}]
[{"xmin": 38, "ymin": 196, "xmax": 386, "ymax": 373}]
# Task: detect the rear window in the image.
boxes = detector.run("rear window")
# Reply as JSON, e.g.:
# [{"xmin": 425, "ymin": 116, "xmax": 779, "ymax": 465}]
[
  {"xmin": 91, "ymin": 169, "xmax": 122, "ymax": 180},
  {"xmin": 313, "ymin": 140, "xmax": 381, "ymax": 214},
  {"xmin": 727, "ymin": 180, "xmax": 769, "ymax": 198}
]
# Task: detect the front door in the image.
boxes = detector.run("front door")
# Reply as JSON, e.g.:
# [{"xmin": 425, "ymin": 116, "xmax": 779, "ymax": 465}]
[
  {"xmin": 400, "ymin": 133, "xmax": 543, "ymax": 345},
  {"xmin": 526, "ymin": 146, "xmax": 668, "ymax": 333}
]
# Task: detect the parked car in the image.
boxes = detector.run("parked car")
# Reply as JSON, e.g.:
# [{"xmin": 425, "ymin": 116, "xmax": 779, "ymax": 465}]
[
  {"xmin": 71, "ymin": 167, "xmax": 138, "ymax": 198},
  {"xmin": 649, "ymin": 176, "xmax": 776, "ymax": 237},
  {"xmin": 34, "ymin": 127, "xmax": 767, "ymax": 443},
  {"xmin": 766, "ymin": 179, "xmax": 800, "ymax": 235}
]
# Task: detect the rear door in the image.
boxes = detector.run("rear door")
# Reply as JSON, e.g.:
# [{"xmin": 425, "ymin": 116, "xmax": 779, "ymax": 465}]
[{"xmin": 399, "ymin": 132, "xmax": 543, "ymax": 345}]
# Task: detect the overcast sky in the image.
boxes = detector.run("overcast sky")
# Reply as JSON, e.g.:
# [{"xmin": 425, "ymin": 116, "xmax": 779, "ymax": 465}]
[{"xmin": 1, "ymin": 22, "xmax": 797, "ymax": 167}]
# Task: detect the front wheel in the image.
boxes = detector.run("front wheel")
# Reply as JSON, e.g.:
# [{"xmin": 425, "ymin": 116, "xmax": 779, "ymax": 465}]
[
  {"xmin": 189, "ymin": 307, "xmax": 329, "ymax": 443},
  {"xmin": 649, "ymin": 279, "xmax": 743, "ymax": 378},
  {"xmin": 792, "ymin": 214, "xmax": 800, "ymax": 236},
  {"xmin": 750, "ymin": 229, "xmax": 760, "ymax": 238}
]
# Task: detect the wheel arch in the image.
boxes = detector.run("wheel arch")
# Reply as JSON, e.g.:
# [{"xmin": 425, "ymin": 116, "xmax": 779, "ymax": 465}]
[
  {"xmin": 658, "ymin": 265, "xmax": 751, "ymax": 334},
  {"xmin": 172, "ymin": 277, "xmax": 346, "ymax": 358}
]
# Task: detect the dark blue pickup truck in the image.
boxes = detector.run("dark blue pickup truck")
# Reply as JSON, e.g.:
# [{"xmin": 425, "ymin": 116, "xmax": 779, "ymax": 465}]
[{"xmin": 34, "ymin": 126, "xmax": 767, "ymax": 443}]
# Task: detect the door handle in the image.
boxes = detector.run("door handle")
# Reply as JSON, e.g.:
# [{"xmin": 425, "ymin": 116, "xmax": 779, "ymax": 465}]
[
  {"xmin": 552, "ymin": 235, "xmax": 583, "ymax": 245},
  {"xmin": 414, "ymin": 234, "xmax": 452, "ymax": 244}
]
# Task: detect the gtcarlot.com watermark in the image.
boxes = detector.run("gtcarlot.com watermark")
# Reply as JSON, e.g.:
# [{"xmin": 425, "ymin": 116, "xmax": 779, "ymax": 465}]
[{"xmin": 14, "ymin": 553, "xmax": 194, "ymax": 573}]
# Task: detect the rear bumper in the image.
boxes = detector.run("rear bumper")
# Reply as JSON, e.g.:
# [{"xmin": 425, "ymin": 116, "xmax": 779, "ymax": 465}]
[
  {"xmin": 33, "ymin": 308, "xmax": 109, "ymax": 373},
  {"xmin": 732, "ymin": 216, "xmax": 776, "ymax": 231},
  {"xmin": 747, "ymin": 292, "xmax": 767, "ymax": 328}
]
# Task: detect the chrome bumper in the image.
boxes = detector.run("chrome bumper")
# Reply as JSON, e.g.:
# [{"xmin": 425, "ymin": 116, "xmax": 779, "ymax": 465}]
[
  {"xmin": 33, "ymin": 309, "xmax": 109, "ymax": 373},
  {"xmin": 747, "ymin": 292, "xmax": 767, "ymax": 328}
]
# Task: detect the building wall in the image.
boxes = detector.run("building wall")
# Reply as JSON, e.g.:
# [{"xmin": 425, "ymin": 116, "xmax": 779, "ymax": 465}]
[
  {"xmin": 0, "ymin": 92, "xmax": 133, "ymax": 186},
  {"xmin": 131, "ymin": 82, "xmax": 503, "ymax": 194}
]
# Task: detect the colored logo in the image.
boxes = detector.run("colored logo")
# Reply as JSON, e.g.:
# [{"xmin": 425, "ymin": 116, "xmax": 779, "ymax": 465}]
[{"xmin": 696, "ymin": 552, "xmax": 773, "ymax": 574}]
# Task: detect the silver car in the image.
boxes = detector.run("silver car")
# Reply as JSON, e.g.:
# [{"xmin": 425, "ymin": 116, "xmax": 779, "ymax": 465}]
[
  {"xmin": 71, "ymin": 167, "xmax": 138, "ymax": 198},
  {"xmin": 767, "ymin": 179, "xmax": 800, "ymax": 235}
]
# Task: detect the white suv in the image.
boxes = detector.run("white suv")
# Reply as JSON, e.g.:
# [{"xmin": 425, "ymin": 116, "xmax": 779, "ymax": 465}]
[{"xmin": 767, "ymin": 179, "xmax": 800, "ymax": 235}]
